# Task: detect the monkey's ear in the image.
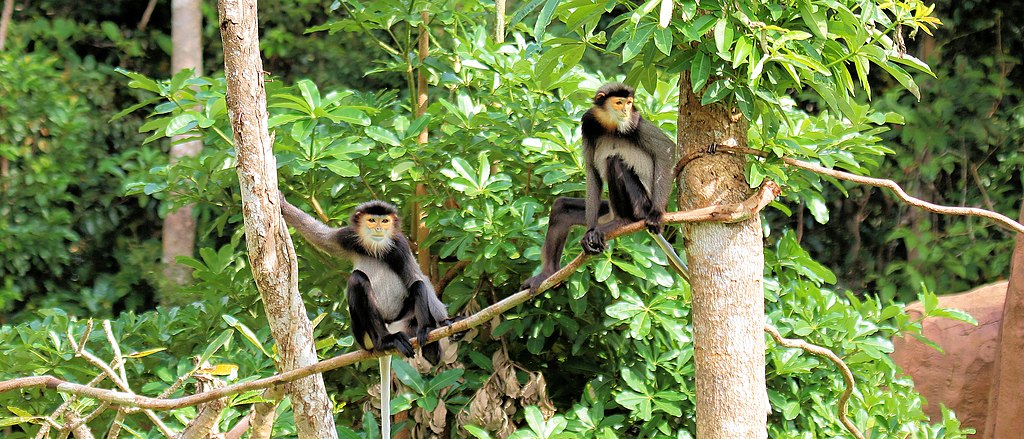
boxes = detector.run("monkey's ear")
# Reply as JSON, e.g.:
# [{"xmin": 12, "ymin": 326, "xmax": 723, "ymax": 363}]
[{"xmin": 595, "ymin": 92, "xmax": 606, "ymax": 100}]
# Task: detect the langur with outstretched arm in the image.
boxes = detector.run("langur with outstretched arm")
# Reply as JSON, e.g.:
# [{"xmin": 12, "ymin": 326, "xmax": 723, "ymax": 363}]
[{"xmin": 280, "ymin": 195, "xmax": 450, "ymax": 439}]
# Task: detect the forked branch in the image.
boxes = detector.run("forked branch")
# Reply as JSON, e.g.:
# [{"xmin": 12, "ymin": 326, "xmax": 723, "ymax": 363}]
[{"xmin": 764, "ymin": 324, "xmax": 865, "ymax": 439}]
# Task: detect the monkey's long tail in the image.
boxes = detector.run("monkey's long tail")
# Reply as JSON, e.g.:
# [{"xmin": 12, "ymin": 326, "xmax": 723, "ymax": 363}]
[
  {"xmin": 380, "ymin": 355, "xmax": 392, "ymax": 439},
  {"xmin": 650, "ymin": 231, "xmax": 690, "ymax": 281}
]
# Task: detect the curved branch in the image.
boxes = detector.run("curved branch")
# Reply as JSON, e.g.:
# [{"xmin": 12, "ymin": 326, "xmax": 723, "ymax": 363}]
[
  {"xmin": 0, "ymin": 182, "xmax": 781, "ymax": 411},
  {"xmin": 764, "ymin": 323, "xmax": 865, "ymax": 439},
  {"xmin": 708, "ymin": 145, "xmax": 1024, "ymax": 235}
]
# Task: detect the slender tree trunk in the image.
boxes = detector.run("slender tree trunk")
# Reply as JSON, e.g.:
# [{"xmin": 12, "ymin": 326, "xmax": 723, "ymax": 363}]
[
  {"xmin": 162, "ymin": 0, "xmax": 204, "ymax": 290},
  {"xmin": 0, "ymin": 0, "xmax": 13, "ymax": 51},
  {"xmin": 676, "ymin": 73, "xmax": 768, "ymax": 438},
  {"xmin": 217, "ymin": 1, "xmax": 338, "ymax": 437},
  {"xmin": 494, "ymin": 0, "xmax": 505, "ymax": 43},
  {"xmin": 413, "ymin": 11, "xmax": 432, "ymax": 279},
  {"xmin": 982, "ymin": 201, "xmax": 1024, "ymax": 438},
  {"xmin": 0, "ymin": 0, "xmax": 14, "ymax": 192}
]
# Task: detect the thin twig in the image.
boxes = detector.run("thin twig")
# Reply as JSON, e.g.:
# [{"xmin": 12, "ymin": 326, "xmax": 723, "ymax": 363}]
[
  {"xmin": 706, "ymin": 145, "xmax": 1024, "ymax": 234},
  {"xmin": 102, "ymin": 321, "xmax": 129, "ymax": 386},
  {"xmin": 136, "ymin": 0, "xmax": 158, "ymax": 31},
  {"xmin": 434, "ymin": 259, "xmax": 471, "ymax": 295},
  {"xmin": 68, "ymin": 323, "xmax": 176, "ymax": 438},
  {"xmin": 0, "ymin": 182, "xmax": 781, "ymax": 411},
  {"xmin": 764, "ymin": 323, "xmax": 865, "ymax": 439}
]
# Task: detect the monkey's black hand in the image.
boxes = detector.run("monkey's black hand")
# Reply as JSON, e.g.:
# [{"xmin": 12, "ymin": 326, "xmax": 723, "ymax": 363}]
[
  {"xmin": 581, "ymin": 229, "xmax": 607, "ymax": 254},
  {"xmin": 380, "ymin": 333, "xmax": 416, "ymax": 358},
  {"xmin": 645, "ymin": 209, "xmax": 664, "ymax": 235}
]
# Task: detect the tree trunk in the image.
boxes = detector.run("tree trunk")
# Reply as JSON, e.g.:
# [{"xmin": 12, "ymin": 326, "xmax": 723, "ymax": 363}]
[
  {"xmin": 676, "ymin": 73, "xmax": 768, "ymax": 438},
  {"xmin": 217, "ymin": 1, "xmax": 338, "ymax": 437},
  {"xmin": 982, "ymin": 201, "xmax": 1024, "ymax": 438},
  {"xmin": 162, "ymin": 0, "xmax": 204, "ymax": 289},
  {"xmin": 0, "ymin": 0, "xmax": 13, "ymax": 52}
]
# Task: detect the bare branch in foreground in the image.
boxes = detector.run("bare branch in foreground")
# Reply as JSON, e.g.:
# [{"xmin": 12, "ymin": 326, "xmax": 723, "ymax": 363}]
[
  {"xmin": 704, "ymin": 145, "xmax": 1024, "ymax": 235},
  {"xmin": 764, "ymin": 324, "xmax": 865, "ymax": 439},
  {"xmin": 0, "ymin": 181, "xmax": 781, "ymax": 411}
]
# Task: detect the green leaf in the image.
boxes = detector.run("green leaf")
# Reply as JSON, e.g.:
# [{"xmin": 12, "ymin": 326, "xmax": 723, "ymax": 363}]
[
  {"xmin": 690, "ymin": 51, "xmax": 711, "ymax": 92},
  {"xmin": 324, "ymin": 160, "xmax": 360, "ymax": 177},
  {"xmin": 623, "ymin": 23, "xmax": 656, "ymax": 63},
  {"xmin": 464, "ymin": 425, "xmax": 493, "ymax": 439},
  {"xmin": 701, "ymin": 79, "xmax": 731, "ymax": 105},
  {"xmin": 365, "ymin": 126, "xmax": 402, "ymax": 147},
  {"xmin": 653, "ymin": 26, "xmax": 672, "ymax": 55},
  {"xmin": 297, "ymin": 79, "xmax": 322, "ymax": 109},
  {"xmin": 508, "ymin": 0, "xmax": 545, "ymax": 31},
  {"xmin": 713, "ymin": 18, "xmax": 733, "ymax": 55},
  {"xmin": 534, "ymin": 0, "xmax": 561, "ymax": 40},
  {"xmin": 798, "ymin": 0, "xmax": 828, "ymax": 39},
  {"xmin": 119, "ymin": 69, "xmax": 162, "ymax": 93},
  {"xmin": 223, "ymin": 316, "xmax": 272, "ymax": 358},
  {"xmin": 165, "ymin": 114, "xmax": 198, "ymax": 137},
  {"xmin": 392, "ymin": 358, "xmax": 426, "ymax": 392}
]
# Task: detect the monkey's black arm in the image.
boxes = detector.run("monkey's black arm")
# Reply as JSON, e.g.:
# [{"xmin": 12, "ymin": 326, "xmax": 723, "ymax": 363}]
[
  {"xmin": 639, "ymin": 119, "xmax": 677, "ymax": 231},
  {"xmin": 582, "ymin": 143, "xmax": 603, "ymax": 231},
  {"xmin": 280, "ymin": 196, "xmax": 349, "ymax": 256}
]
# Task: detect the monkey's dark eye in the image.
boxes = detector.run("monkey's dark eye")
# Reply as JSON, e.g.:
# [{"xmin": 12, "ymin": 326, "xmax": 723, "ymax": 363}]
[{"xmin": 382, "ymin": 218, "xmax": 390, "ymax": 224}]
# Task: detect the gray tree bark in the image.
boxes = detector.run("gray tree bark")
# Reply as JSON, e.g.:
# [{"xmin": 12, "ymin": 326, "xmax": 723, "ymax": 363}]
[
  {"xmin": 162, "ymin": 0, "xmax": 205, "ymax": 289},
  {"xmin": 676, "ymin": 73, "xmax": 769, "ymax": 438},
  {"xmin": 217, "ymin": 0, "xmax": 338, "ymax": 437}
]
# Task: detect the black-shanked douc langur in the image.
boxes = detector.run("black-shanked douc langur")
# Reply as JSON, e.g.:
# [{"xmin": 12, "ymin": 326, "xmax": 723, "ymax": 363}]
[
  {"xmin": 522, "ymin": 82, "xmax": 689, "ymax": 291},
  {"xmin": 280, "ymin": 195, "xmax": 451, "ymax": 439}
]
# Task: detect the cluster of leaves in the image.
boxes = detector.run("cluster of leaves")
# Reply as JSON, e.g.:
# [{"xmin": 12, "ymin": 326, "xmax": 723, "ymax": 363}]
[
  {"xmin": 0, "ymin": 0, "xmax": 1003, "ymax": 437},
  {"xmin": 0, "ymin": 51, "xmax": 160, "ymax": 321}
]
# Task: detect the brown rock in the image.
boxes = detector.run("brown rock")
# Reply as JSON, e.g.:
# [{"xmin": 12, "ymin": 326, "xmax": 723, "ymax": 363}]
[{"xmin": 890, "ymin": 281, "xmax": 1008, "ymax": 434}]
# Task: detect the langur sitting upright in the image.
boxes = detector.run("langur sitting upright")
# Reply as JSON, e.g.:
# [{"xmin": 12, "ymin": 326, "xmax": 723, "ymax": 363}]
[
  {"xmin": 522, "ymin": 82, "xmax": 688, "ymax": 291},
  {"xmin": 280, "ymin": 195, "xmax": 450, "ymax": 439}
]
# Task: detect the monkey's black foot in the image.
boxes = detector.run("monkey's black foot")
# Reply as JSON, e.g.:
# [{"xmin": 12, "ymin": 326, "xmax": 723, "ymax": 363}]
[
  {"xmin": 645, "ymin": 210, "xmax": 664, "ymax": 235},
  {"xmin": 581, "ymin": 229, "xmax": 607, "ymax": 254},
  {"xmin": 521, "ymin": 272, "xmax": 553, "ymax": 292},
  {"xmin": 441, "ymin": 316, "xmax": 468, "ymax": 342},
  {"xmin": 706, "ymin": 143, "xmax": 719, "ymax": 154},
  {"xmin": 421, "ymin": 341, "xmax": 441, "ymax": 365},
  {"xmin": 379, "ymin": 333, "xmax": 415, "ymax": 358}
]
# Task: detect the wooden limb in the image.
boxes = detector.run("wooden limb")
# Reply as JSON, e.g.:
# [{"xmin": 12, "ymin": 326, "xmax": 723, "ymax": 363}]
[
  {"xmin": 0, "ymin": 183, "xmax": 780, "ymax": 411},
  {"xmin": 104, "ymin": 410, "xmax": 126, "ymax": 439},
  {"xmin": 707, "ymin": 145, "xmax": 1024, "ymax": 235},
  {"xmin": 764, "ymin": 323, "xmax": 865, "ymax": 439},
  {"xmin": 178, "ymin": 377, "xmax": 228, "ymax": 439},
  {"xmin": 65, "ymin": 411, "xmax": 95, "ymax": 439}
]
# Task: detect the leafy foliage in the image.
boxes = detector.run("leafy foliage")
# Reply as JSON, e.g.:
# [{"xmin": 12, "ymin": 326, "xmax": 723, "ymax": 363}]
[{"xmin": 0, "ymin": 0, "xmax": 1014, "ymax": 437}]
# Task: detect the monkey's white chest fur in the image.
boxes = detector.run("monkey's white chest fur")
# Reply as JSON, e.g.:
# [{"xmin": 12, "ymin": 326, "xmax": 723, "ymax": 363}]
[
  {"xmin": 594, "ymin": 137, "xmax": 654, "ymax": 191},
  {"xmin": 353, "ymin": 256, "xmax": 407, "ymax": 321}
]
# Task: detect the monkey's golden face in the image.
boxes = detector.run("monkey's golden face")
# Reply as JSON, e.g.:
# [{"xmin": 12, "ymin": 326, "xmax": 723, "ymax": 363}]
[
  {"xmin": 358, "ymin": 214, "xmax": 397, "ymax": 255},
  {"xmin": 597, "ymin": 95, "xmax": 636, "ymax": 133},
  {"xmin": 606, "ymin": 96, "xmax": 634, "ymax": 120}
]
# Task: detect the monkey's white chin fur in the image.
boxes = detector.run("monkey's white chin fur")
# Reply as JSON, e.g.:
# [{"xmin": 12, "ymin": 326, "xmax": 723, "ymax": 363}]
[
  {"xmin": 359, "ymin": 232, "xmax": 394, "ymax": 258},
  {"xmin": 616, "ymin": 114, "xmax": 637, "ymax": 133}
]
